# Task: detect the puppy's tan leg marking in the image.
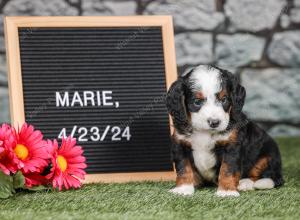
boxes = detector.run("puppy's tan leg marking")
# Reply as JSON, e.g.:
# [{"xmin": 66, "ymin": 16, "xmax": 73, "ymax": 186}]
[
  {"xmin": 169, "ymin": 159, "xmax": 200, "ymax": 196},
  {"xmin": 216, "ymin": 161, "xmax": 240, "ymax": 197},
  {"xmin": 249, "ymin": 156, "xmax": 270, "ymax": 181}
]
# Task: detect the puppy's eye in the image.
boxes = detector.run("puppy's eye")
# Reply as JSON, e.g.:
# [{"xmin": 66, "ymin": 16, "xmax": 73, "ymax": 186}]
[
  {"xmin": 221, "ymin": 96, "xmax": 228, "ymax": 104},
  {"xmin": 194, "ymin": 98, "xmax": 204, "ymax": 107}
]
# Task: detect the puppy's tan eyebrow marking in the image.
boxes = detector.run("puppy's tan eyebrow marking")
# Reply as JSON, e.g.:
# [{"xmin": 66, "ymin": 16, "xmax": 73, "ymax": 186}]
[
  {"xmin": 195, "ymin": 91, "xmax": 204, "ymax": 99},
  {"xmin": 217, "ymin": 89, "xmax": 227, "ymax": 99}
]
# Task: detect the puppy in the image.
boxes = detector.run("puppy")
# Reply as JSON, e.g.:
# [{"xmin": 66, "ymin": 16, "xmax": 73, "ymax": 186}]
[{"xmin": 166, "ymin": 65, "xmax": 283, "ymax": 197}]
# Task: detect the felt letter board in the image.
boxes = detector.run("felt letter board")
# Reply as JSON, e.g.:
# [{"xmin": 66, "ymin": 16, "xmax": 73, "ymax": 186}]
[{"xmin": 4, "ymin": 16, "xmax": 177, "ymax": 183}]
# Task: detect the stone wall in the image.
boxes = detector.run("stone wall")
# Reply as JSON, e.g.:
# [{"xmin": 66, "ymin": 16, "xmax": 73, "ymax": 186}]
[{"xmin": 0, "ymin": 0, "xmax": 299, "ymax": 136}]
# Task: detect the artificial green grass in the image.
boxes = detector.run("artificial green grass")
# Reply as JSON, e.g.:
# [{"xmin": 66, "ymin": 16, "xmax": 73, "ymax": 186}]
[{"xmin": 0, "ymin": 137, "xmax": 299, "ymax": 220}]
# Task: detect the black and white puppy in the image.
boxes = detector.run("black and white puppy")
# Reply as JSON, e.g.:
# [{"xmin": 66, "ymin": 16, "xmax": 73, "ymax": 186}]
[{"xmin": 166, "ymin": 65, "xmax": 283, "ymax": 197}]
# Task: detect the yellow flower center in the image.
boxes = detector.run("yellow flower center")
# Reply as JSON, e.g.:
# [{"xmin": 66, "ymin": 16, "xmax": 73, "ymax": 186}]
[
  {"xmin": 57, "ymin": 155, "xmax": 68, "ymax": 172},
  {"xmin": 14, "ymin": 144, "xmax": 29, "ymax": 160}
]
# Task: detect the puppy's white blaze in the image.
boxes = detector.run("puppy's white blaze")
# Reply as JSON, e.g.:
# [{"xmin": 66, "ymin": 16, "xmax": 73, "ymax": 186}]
[
  {"xmin": 190, "ymin": 65, "xmax": 221, "ymax": 95},
  {"xmin": 253, "ymin": 178, "xmax": 275, "ymax": 189},
  {"xmin": 169, "ymin": 184, "xmax": 195, "ymax": 196},
  {"xmin": 216, "ymin": 190, "xmax": 240, "ymax": 197},
  {"xmin": 238, "ymin": 178, "xmax": 254, "ymax": 191}
]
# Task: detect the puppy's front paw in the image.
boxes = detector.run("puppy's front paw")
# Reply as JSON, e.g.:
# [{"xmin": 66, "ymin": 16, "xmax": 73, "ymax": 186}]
[
  {"xmin": 169, "ymin": 184, "xmax": 194, "ymax": 196},
  {"xmin": 216, "ymin": 190, "xmax": 240, "ymax": 197}
]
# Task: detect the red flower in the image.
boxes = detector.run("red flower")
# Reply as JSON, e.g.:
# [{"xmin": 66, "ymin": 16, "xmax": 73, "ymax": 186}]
[
  {"xmin": 46, "ymin": 137, "xmax": 86, "ymax": 191},
  {"xmin": 0, "ymin": 124, "xmax": 18, "ymax": 174},
  {"xmin": 12, "ymin": 123, "xmax": 49, "ymax": 173}
]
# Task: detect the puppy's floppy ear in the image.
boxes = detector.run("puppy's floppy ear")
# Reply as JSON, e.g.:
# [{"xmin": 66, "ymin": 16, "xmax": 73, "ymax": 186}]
[
  {"xmin": 231, "ymin": 75, "xmax": 246, "ymax": 115},
  {"xmin": 166, "ymin": 79, "xmax": 191, "ymax": 135}
]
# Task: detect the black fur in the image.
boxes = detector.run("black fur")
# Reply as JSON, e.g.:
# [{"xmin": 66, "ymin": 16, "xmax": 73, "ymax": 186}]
[
  {"xmin": 166, "ymin": 65, "xmax": 284, "ymax": 189},
  {"xmin": 214, "ymin": 121, "xmax": 284, "ymax": 187},
  {"xmin": 166, "ymin": 78, "xmax": 192, "ymax": 135}
]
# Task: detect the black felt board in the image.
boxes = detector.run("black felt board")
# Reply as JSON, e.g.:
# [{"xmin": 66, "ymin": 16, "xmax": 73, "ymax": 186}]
[{"xmin": 18, "ymin": 27, "xmax": 173, "ymax": 174}]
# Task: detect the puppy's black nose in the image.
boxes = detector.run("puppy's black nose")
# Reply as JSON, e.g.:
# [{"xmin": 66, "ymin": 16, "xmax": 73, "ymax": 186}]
[{"xmin": 207, "ymin": 118, "xmax": 220, "ymax": 128}]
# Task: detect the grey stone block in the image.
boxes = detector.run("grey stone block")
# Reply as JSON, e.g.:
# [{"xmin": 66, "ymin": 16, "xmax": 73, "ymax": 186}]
[
  {"xmin": 295, "ymin": 0, "xmax": 300, "ymax": 7},
  {"xmin": 175, "ymin": 32, "xmax": 213, "ymax": 66},
  {"xmin": 268, "ymin": 125, "xmax": 300, "ymax": 137},
  {"xmin": 217, "ymin": 66, "xmax": 237, "ymax": 75},
  {"xmin": 290, "ymin": 8, "xmax": 300, "ymax": 23},
  {"xmin": 280, "ymin": 14, "xmax": 290, "ymax": 28},
  {"xmin": 216, "ymin": 34, "xmax": 265, "ymax": 68},
  {"xmin": 241, "ymin": 68, "xmax": 300, "ymax": 123},
  {"xmin": 225, "ymin": 0, "xmax": 286, "ymax": 32},
  {"xmin": 267, "ymin": 31, "xmax": 300, "ymax": 66},
  {"xmin": 0, "ymin": 36, "xmax": 5, "ymax": 52},
  {"xmin": 82, "ymin": 0, "xmax": 108, "ymax": 15},
  {"xmin": 0, "ymin": 87, "xmax": 9, "ymax": 123},
  {"xmin": 3, "ymin": 0, "xmax": 78, "ymax": 16},
  {"xmin": 82, "ymin": 0, "xmax": 136, "ymax": 16},
  {"xmin": 0, "ymin": 16, "xmax": 3, "ymax": 34},
  {"xmin": 0, "ymin": 54, "xmax": 7, "ymax": 84},
  {"xmin": 145, "ymin": 0, "xmax": 224, "ymax": 30}
]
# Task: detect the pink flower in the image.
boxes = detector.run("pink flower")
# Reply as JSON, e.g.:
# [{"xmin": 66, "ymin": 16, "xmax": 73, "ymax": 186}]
[
  {"xmin": 23, "ymin": 172, "xmax": 48, "ymax": 188},
  {"xmin": 12, "ymin": 123, "xmax": 49, "ymax": 173},
  {"xmin": 0, "ymin": 124, "xmax": 18, "ymax": 174},
  {"xmin": 46, "ymin": 137, "xmax": 86, "ymax": 191}
]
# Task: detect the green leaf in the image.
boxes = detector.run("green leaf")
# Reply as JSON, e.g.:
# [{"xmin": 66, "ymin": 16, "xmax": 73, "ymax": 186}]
[
  {"xmin": 0, "ymin": 171, "xmax": 15, "ymax": 199},
  {"xmin": 12, "ymin": 171, "xmax": 48, "ymax": 191},
  {"xmin": 25, "ymin": 185, "xmax": 48, "ymax": 191},
  {"xmin": 13, "ymin": 171, "xmax": 25, "ymax": 189}
]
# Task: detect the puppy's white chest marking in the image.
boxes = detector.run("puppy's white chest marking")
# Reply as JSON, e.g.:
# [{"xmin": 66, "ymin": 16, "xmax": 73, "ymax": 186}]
[
  {"xmin": 190, "ymin": 132, "xmax": 217, "ymax": 181},
  {"xmin": 176, "ymin": 131, "xmax": 232, "ymax": 181}
]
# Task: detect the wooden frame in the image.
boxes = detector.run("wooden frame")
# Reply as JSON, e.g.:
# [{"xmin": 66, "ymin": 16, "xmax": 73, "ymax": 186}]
[{"xmin": 4, "ymin": 16, "xmax": 177, "ymax": 183}]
